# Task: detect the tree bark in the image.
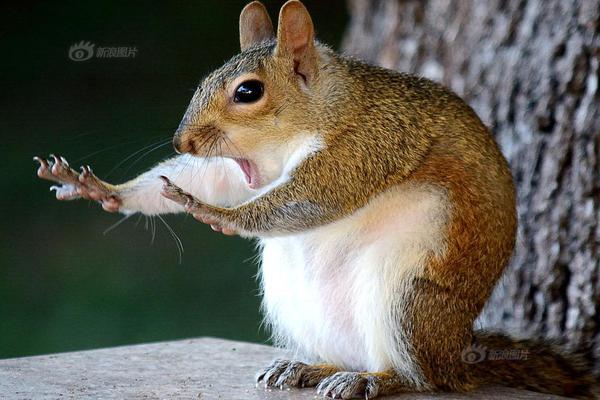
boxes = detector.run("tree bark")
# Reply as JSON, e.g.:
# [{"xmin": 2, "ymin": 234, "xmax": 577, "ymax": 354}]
[{"xmin": 343, "ymin": 0, "xmax": 600, "ymax": 373}]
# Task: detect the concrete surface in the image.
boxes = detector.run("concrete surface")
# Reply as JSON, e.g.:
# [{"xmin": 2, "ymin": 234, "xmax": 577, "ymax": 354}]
[{"xmin": 0, "ymin": 337, "xmax": 570, "ymax": 399}]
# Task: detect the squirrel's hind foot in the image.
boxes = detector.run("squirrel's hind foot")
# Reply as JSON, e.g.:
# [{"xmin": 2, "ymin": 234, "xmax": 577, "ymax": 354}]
[
  {"xmin": 316, "ymin": 370, "xmax": 408, "ymax": 399},
  {"xmin": 317, "ymin": 371, "xmax": 379, "ymax": 399},
  {"xmin": 255, "ymin": 360, "xmax": 407, "ymax": 399},
  {"xmin": 256, "ymin": 359, "xmax": 339, "ymax": 390}
]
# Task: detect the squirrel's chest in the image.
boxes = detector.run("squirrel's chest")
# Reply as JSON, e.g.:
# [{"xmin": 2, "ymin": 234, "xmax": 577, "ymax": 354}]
[{"xmin": 258, "ymin": 183, "xmax": 450, "ymax": 372}]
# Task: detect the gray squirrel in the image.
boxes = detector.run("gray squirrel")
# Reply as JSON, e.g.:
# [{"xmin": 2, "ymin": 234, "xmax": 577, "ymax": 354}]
[{"xmin": 34, "ymin": 1, "xmax": 597, "ymax": 398}]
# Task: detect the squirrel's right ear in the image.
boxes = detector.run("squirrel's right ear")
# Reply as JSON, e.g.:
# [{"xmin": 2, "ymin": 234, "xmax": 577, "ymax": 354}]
[
  {"xmin": 275, "ymin": 0, "xmax": 317, "ymax": 83},
  {"xmin": 239, "ymin": 1, "xmax": 274, "ymax": 51}
]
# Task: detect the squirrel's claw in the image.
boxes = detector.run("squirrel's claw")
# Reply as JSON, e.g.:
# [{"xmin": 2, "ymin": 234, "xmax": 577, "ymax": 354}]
[
  {"xmin": 34, "ymin": 155, "xmax": 82, "ymax": 200},
  {"xmin": 34, "ymin": 155, "xmax": 78, "ymax": 185},
  {"xmin": 50, "ymin": 154, "xmax": 80, "ymax": 185},
  {"xmin": 255, "ymin": 359, "xmax": 290, "ymax": 388},
  {"xmin": 34, "ymin": 156, "xmax": 52, "ymax": 180}
]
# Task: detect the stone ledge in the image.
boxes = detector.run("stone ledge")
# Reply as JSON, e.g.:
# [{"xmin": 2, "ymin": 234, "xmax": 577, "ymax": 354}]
[{"xmin": 0, "ymin": 338, "xmax": 569, "ymax": 399}]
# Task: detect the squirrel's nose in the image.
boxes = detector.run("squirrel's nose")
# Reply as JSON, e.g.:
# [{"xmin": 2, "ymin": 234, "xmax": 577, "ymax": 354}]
[
  {"xmin": 172, "ymin": 135, "xmax": 183, "ymax": 154},
  {"xmin": 173, "ymin": 133, "xmax": 194, "ymax": 154}
]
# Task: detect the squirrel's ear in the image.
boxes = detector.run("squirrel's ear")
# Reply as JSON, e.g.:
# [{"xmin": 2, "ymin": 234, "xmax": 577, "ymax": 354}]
[
  {"xmin": 239, "ymin": 1, "xmax": 274, "ymax": 51},
  {"xmin": 275, "ymin": 0, "xmax": 317, "ymax": 82}
]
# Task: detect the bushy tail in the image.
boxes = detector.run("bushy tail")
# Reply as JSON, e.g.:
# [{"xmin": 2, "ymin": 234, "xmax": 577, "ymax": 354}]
[{"xmin": 465, "ymin": 331, "xmax": 598, "ymax": 399}]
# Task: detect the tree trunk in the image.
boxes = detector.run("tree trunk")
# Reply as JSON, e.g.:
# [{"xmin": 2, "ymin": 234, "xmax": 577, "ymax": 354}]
[{"xmin": 343, "ymin": 0, "xmax": 600, "ymax": 373}]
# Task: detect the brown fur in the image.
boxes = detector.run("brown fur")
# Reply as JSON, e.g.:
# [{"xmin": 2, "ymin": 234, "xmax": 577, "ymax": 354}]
[{"xmin": 470, "ymin": 332, "xmax": 597, "ymax": 398}]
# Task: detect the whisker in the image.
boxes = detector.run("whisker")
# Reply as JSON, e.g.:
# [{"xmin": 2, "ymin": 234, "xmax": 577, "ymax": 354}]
[
  {"xmin": 178, "ymin": 156, "xmax": 198, "ymax": 223},
  {"xmin": 134, "ymin": 213, "xmax": 143, "ymax": 228},
  {"xmin": 274, "ymin": 102, "xmax": 288, "ymax": 117},
  {"xmin": 72, "ymin": 140, "xmax": 141, "ymax": 163},
  {"xmin": 171, "ymin": 132, "xmax": 216, "ymax": 185},
  {"xmin": 195, "ymin": 133, "xmax": 219, "ymax": 186},
  {"xmin": 173, "ymin": 152, "xmax": 194, "ymax": 183},
  {"xmin": 65, "ymin": 129, "xmax": 107, "ymax": 141},
  {"xmin": 224, "ymin": 136, "xmax": 245, "ymax": 159},
  {"xmin": 105, "ymin": 137, "xmax": 172, "ymax": 178},
  {"xmin": 194, "ymin": 131, "xmax": 218, "ymax": 154},
  {"xmin": 72, "ymin": 133, "xmax": 171, "ymax": 163},
  {"xmin": 157, "ymin": 214, "xmax": 184, "ymax": 264},
  {"xmin": 151, "ymin": 215, "xmax": 157, "ymax": 244},
  {"xmin": 218, "ymin": 139, "xmax": 234, "ymax": 205},
  {"xmin": 189, "ymin": 156, "xmax": 206, "ymax": 202},
  {"xmin": 120, "ymin": 141, "xmax": 172, "ymax": 178},
  {"xmin": 223, "ymin": 135, "xmax": 248, "ymax": 201},
  {"xmin": 103, "ymin": 213, "xmax": 133, "ymax": 235}
]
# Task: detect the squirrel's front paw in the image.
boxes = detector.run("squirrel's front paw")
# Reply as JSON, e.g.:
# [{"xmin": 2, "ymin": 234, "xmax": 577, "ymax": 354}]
[
  {"xmin": 159, "ymin": 176, "xmax": 238, "ymax": 235},
  {"xmin": 34, "ymin": 155, "xmax": 121, "ymax": 212},
  {"xmin": 256, "ymin": 359, "xmax": 340, "ymax": 389}
]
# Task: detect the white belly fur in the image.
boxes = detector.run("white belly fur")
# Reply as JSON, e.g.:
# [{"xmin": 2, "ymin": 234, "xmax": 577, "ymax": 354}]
[{"xmin": 258, "ymin": 183, "xmax": 450, "ymax": 385}]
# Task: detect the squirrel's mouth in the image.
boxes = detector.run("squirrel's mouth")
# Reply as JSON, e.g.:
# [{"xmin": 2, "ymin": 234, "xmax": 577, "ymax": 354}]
[{"xmin": 233, "ymin": 158, "xmax": 260, "ymax": 189}]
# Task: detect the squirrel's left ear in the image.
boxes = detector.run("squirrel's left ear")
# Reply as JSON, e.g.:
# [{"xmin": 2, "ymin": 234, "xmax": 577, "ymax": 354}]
[
  {"xmin": 275, "ymin": 0, "xmax": 317, "ymax": 83},
  {"xmin": 239, "ymin": 1, "xmax": 274, "ymax": 51}
]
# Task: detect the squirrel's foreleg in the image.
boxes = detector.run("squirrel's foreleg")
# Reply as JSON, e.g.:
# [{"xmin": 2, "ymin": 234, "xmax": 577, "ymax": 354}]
[
  {"xmin": 34, "ymin": 154, "xmax": 254, "ymax": 216},
  {"xmin": 160, "ymin": 174, "xmax": 335, "ymax": 236}
]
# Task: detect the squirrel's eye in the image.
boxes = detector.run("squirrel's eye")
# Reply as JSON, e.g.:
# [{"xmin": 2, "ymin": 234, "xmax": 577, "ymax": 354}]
[{"xmin": 234, "ymin": 80, "xmax": 263, "ymax": 103}]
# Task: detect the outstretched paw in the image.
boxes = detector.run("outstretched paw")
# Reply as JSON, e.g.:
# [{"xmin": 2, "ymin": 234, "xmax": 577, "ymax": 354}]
[
  {"xmin": 33, "ymin": 155, "xmax": 121, "ymax": 212},
  {"xmin": 34, "ymin": 154, "xmax": 80, "ymax": 200},
  {"xmin": 256, "ymin": 359, "xmax": 339, "ymax": 389},
  {"xmin": 317, "ymin": 372, "xmax": 380, "ymax": 399}
]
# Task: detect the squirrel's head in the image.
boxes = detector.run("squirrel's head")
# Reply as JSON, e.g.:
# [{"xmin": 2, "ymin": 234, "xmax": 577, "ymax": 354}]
[{"xmin": 173, "ymin": 0, "xmax": 332, "ymax": 190}]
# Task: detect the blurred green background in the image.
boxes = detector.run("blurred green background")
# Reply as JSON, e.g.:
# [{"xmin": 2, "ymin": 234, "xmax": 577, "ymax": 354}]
[{"xmin": 0, "ymin": 1, "xmax": 347, "ymax": 358}]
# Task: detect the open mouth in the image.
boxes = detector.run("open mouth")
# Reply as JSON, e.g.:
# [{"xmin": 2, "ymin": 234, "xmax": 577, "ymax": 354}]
[{"xmin": 233, "ymin": 158, "xmax": 259, "ymax": 189}]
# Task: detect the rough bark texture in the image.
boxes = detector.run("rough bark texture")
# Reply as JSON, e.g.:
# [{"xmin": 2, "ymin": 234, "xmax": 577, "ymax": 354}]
[{"xmin": 343, "ymin": 0, "xmax": 600, "ymax": 373}]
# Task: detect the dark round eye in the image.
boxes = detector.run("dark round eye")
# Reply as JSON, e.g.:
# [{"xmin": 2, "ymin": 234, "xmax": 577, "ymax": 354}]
[{"xmin": 234, "ymin": 80, "xmax": 264, "ymax": 103}]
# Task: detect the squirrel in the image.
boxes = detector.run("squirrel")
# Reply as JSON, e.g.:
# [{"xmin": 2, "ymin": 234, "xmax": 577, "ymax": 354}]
[{"xmin": 34, "ymin": 1, "xmax": 597, "ymax": 399}]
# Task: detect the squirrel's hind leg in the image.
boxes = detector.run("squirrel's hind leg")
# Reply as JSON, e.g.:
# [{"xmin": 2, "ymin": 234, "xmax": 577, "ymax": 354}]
[{"xmin": 256, "ymin": 359, "xmax": 340, "ymax": 389}]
